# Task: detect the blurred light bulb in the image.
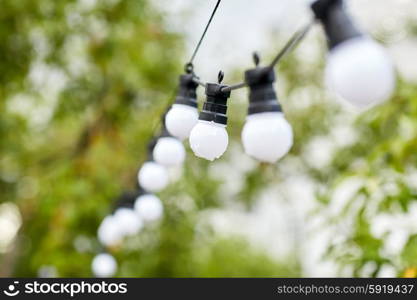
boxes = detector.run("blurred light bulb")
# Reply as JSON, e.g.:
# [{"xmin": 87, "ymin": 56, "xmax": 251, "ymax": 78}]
[
  {"xmin": 113, "ymin": 207, "xmax": 143, "ymax": 236},
  {"xmin": 134, "ymin": 194, "xmax": 164, "ymax": 222},
  {"xmin": 153, "ymin": 137, "xmax": 186, "ymax": 167},
  {"xmin": 189, "ymin": 120, "xmax": 228, "ymax": 161},
  {"xmin": 138, "ymin": 161, "xmax": 169, "ymax": 192},
  {"xmin": 91, "ymin": 253, "xmax": 117, "ymax": 278},
  {"xmin": 325, "ymin": 37, "xmax": 395, "ymax": 108},
  {"xmin": 97, "ymin": 216, "xmax": 122, "ymax": 247},
  {"xmin": 165, "ymin": 104, "xmax": 199, "ymax": 141},
  {"xmin": 242, "ymin": 112, "xmax": 293, "ymax": 163}
]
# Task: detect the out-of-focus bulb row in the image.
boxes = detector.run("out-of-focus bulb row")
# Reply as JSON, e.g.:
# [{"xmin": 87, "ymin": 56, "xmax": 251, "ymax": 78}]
[
  {"xmin": 93, "ymin": 112, "xmax": 187, "ymax": 277},
  {"xmin": 97, "ymin": 193, "xmax": 164, "ymax": 248},
  {"xmin": 93, "ymin": 192, "xmax": 164, "ymax": 277},
  {"xmin": 137, "ymin": 129, "xmax": 186, "ymax": 193}
]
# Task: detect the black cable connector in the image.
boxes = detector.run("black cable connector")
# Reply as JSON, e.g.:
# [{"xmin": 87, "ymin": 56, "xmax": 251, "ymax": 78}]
[{"xmin": 199, "ymin": 71, "xmax": 231, "ymax": 125}]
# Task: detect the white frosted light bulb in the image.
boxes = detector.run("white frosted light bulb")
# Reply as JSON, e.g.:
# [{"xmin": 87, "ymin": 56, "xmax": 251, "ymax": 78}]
[
  {"xmin": 325, "ymin": 37, "xmax": 395, "ymax": 108},
  {"xmin": 189, "ymin": 120, "xmax": 228, "ymax": 161},
  {"xmin": 134, "ymin": 194, "xmax": 164, "ymax": 222},
  {"xmin": 153, "ymin": 137, "xmax": 186, "ymax": 167},
  {"xmin": 138, "ymin": 161, "xmax": 169, "ymax": 192},
  {"xmin": 113, "ymin": 207, "xmax": 143, "ymax": 236},
  {"xmin": 242, "ymin": 112, "xmax": 293, "ymax": 163},
  {"xmin": 165, "ymin": 104, "xmax": 199, "ymax": 140},
  {"xmin": 91, "ymin": 253, "xmax": 117, "ymax": 278},
  {"xmin": 97, "ymin": 216, "xmax": 122, "ymax": 247}
]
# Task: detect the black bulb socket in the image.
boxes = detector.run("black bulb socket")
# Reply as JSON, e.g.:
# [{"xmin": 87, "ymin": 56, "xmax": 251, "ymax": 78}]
[
  {"xmin": 311, "ymin": 0, "xmax": 362, "ymax": 49},
  {"xmin": 174, "ymin": 74, "xmax": 199, "ymax": 108},
  {"xmin": 244, "ymin": 66, "xmax": 282, "ymax": 115},
  {"xmin": 199, "ymin": 83, "xmax": 231, "ymax": 125}
]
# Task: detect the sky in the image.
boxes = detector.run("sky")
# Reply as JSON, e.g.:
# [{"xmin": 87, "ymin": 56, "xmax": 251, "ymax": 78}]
[{"xmin": 157, "ymin": 0, "xmax": 417, "ymax": 82}]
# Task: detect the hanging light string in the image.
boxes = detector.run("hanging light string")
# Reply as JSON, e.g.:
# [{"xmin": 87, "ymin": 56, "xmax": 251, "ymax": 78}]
[
  {"xmin": 99, "ymin": 0, "xmax": 225, "ymax": 230},
  {"xmin": 185, "ymin": 0, "xmax": 223, "ymax": 73},
  {"xmin": 96, "ymin": 4, "xmax": 314, "ymax": 262}
]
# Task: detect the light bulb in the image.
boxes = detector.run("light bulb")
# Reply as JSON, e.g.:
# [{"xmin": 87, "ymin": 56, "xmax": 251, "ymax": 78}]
[
  {"xmin": 138, "ymin": 161, "xmax": 169, "ymax": 192},
  {"xmin": 153, "ymin": 137, "xmax": 186, "ymax": 167},
  {"xmin": 134, "ymin": 194, "xmax": 164, "ymax": 222},
  {"xmin": 91, "ymin": 253, "xmax": 117, "ymax": 278},
  {"xmin": 325, "ymin": 37, "xmax": 395, "ymax": 108},
  {"xmin": 97, "ymin": 216, "xmax": 122, "ymax": 247},
  {"xmin": 113, "ymin": 207, "xmax": 143, "ymax": 236},
  {"xmin": 165, "ymin": 104, "xmax": 199, "ymax": 141},
  {"xmin": 189, "ymin": 120, "xmax": 228, "ymax": 161},
  {"xmin": 242, "ymin": 112, "xmax": 293, "ymax": 163}
]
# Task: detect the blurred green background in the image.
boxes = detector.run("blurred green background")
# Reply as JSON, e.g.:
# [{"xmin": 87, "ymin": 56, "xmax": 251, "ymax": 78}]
[{"xmin": 1, "ymin": 0, "xmax": 417, "ymax": 277}]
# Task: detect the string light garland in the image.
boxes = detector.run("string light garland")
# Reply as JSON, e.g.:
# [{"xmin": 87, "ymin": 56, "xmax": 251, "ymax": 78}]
[
  {"xmin": 92, "ymin": 0, "xmax": 397, "ymax": 277},
  {"xmin": 185, "ymin": 21, "xmax": 315, "ymax": 161},
  {"xmin": 94, "ymin": 189, "xmax": 165, "ymax": 276}
]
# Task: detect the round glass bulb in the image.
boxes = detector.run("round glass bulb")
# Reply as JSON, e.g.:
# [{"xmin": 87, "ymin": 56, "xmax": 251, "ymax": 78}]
[
  {"xmin": 97, "ymin": 216, "xmax": 122, "ymax": 247},
  {"xmin": 189, "ymin": 120, "xmax": 228, "ymax": 161},
  {"xmin": 91, "ymin": 253, "xmax": 117, "ymax": 278},
  {"xmin": 153, "ymin": 137, "xmax": 186, "ymax": 167},
  {"xmin": 134, "ymin": 194, "xmax": 164, "ymax": 222},
  {"xmin": 138, "ymin": 161, "xmax": 169, "ymax": 192},
  {"xmin": 242, "ymin": 112, "xmax": 293, "ymax": 163},
  {"xmin": 325, "ymin": 37, "xmax": 395, "ymax": 108},
  {"xmin": 113, "ymin": 207, "xmax": 143, "ymax": 236},
  {"xmin": 165, "ymin": 104, "xmax": 199, "ymax": 141}
]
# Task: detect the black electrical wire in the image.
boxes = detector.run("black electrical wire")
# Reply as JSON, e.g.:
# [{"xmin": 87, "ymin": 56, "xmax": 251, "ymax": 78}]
[
  {"xmin": 192, "ymin": 76, "xmax": 207, "ymax": 88},
  {"xmin": 187, "ymin": 0, "xmax": 223, "ymax": 69},
  {"xmin": 220, "ymin": 20, "xmax": 315, "ymax": 93},
  {"xmin": 220, "ymin": 82, "xmax": 247, "ymax": 93},
  {"xmin": 269, "ymin": 19, "xmax": 315, "ymax": 68}
]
